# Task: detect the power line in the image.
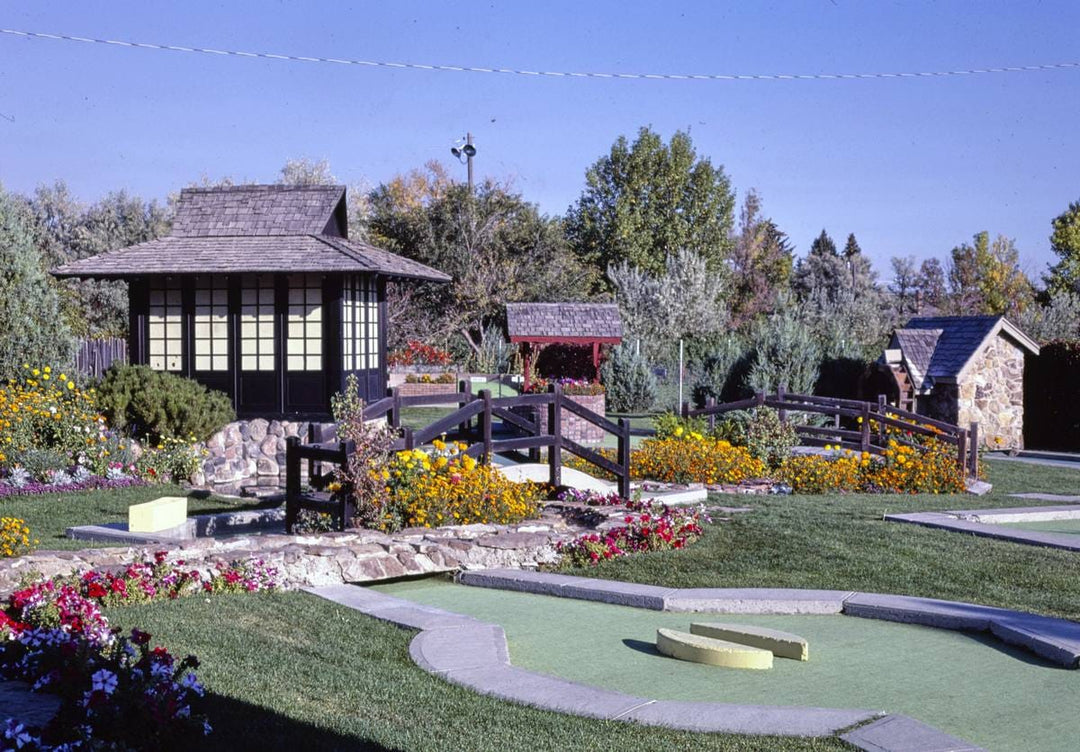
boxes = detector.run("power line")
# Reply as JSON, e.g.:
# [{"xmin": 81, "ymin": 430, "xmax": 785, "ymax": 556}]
[{"xmin": 3, "ymin": 27, "xmax": 1079, "ymax": 83}]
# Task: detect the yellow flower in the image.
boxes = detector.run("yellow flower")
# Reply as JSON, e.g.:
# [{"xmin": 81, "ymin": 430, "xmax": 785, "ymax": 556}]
[
  {"xmin": 43, "ymin": 366, "xmax": 50, "ymax": 373},
  {"xmin": 674, "ymin": 426, "xmax": 684, "ymax": 437},
  {"xmin": 67, "ymin": 381, "xmax": 75, "ymax": 390}
]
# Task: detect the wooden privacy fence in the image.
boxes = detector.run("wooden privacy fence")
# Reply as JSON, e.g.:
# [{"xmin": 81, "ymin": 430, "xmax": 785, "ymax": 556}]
[
  {"xmin": 285, "ymin": 384, "xmax": 979, "ymax": 529},
  {"xmin": 74, "ymin": 337, "xmax": 127, "ymax": 378},
  {"xmin": 685, "ymin": 387, "xmax": 979, "ymax": 478}
]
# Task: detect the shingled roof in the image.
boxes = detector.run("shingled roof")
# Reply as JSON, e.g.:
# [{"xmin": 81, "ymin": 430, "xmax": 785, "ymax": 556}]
[
  {"xmin": 506, "ymin": 303, "xmax": 623, "ymax": 342},
  {"xmin": 52, "ymin": 184, "xmax": 449, "ymax": 282},
  {"xmin": 889, "ymin": 315, "xmax": 1039, "ymax": 385},
  {"xmin": 889, "ymin": 328, "xmax": 942, "ymax": 390}
]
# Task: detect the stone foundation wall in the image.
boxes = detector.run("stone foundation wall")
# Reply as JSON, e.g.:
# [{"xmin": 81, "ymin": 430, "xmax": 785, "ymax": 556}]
[
  {"xmin": 534, "ymin": 393, "xmax": 607, "ymax": 445},
  {"xmin": 192, "ymin": 419, "xmax": 320, "ymax": 493},
  {"xmin": 957, "ymin": 336, "xmax": 1026, "ymax": 450}
]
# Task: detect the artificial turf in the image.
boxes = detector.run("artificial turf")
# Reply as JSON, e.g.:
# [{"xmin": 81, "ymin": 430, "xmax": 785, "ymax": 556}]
[{"xmin": 372, "ymin": 578, "xmax": 1080, "ymax": 752}]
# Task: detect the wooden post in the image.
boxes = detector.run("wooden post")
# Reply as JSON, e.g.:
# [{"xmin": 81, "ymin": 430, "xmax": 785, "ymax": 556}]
[
  {"xmin": 957, "ymin": 428, "xmax": 968, "ymax": 477},
  {"xmin": 592, "ymin": 341, "xmax": 601, "ymax": 382},
  {"xmin": 617, "ymin": 418, "xmax": 631, "ymax": 499},
  {"xmin": 756, "ymin": 391, "xmax": 766, "ymax": 408},
  {"xmin": 681, "ymin": 400, "xmax": 690, "ymax": 420},
  {"xmin": 548, "ymin": 383, "xmax": 562, "ymax": 488},
  {"xmin": 969, "ymin": 422, "xmax": 979, "ymax": 476},
  {"xmin": 403, "ymin": 426, "xmax": 415, "ymax": 451},
  {"xmin": 706, "ymin": 397, "xmax": 716, "ymax": 433},
  {"xmin": 285, "ymin": 436, "xmax": 300, "ymax": 534},
  {"xmin": 390, "ymin": 387, "xmax": 402, "ymax": 429},
  {"xmin": 777, "ymin": 384, "xmax": 787, "ymax": 424},
  {"xmin": 877, "ymin": 394, "xmax": 887, "ymax": 446},
  {"xmin": 860, "ymin": 402, "xmax": 871, "ymax": 452},
  {"xmin": 480, "ymin": 389, "xmax": 493, "ymax": 464},
  {"xmin": 337, "ymin": 440, "xmax": 352, "ymax": 531},
  {"xmin": 459, "ymin": 379, "xmax": 472, "ymax": 436},
  {"xmin": 522, "ymin": 343, "xmax": 532, "ymax": 392}
]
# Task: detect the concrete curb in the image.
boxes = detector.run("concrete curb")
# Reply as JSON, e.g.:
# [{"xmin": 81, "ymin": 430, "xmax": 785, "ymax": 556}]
[
  {"xmin": 305, "ymin": 583, "xmax": 882, "ymax": 738},
  {"xmin": 886, "ymin": 509, "xmax": 1080, "ymax": 552},
  {"xmin": 841, "ymin": 714, "xmax": 987, "ymax": 752}
]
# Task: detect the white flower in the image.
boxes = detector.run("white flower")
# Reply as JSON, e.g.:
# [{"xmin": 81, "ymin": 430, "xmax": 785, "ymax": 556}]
[{"xmin": 91, "ymin": 668, "xmax": 118, "ymax": 695}]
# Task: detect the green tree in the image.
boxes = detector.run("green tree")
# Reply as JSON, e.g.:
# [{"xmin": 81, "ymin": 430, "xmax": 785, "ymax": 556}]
[
  {"xmin": 367, "ymin": 178, "xmax": 595, "ymax": 361},
  {"xmin": 746, "ymin": 294, "xmax": 822, "ymax": 395},
  {"xmin": 0, "ymin": 185, "xmax": 76, "ymax": 378},
  {"xmin": 1045, "ymin": 199, "xmax": 1080, "ymax": 295},
  {"xmin": 792, "ymin": 230, "xmax": 845, "ymax": 302},
  {"xmin": 565, "ymin": 127, "xmax": 735, "ymax": 281},
  {"xmin": 889, "ymin": 255, "xmax": 920, "ymax": 318},
  {"xmin": 948, "ymin": 232, "xmax": 1032, "ymax": 316},
  {"xmin": 728, "ymin": 190, "xmax": 793, "ymax": 328},
  {"xmin": 916, "ymin": 257, "xmax": 948, "ymax": 313}
]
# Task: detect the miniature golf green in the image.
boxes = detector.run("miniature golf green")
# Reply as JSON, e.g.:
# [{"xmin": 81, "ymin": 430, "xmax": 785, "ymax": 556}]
[
  {"xmin": 997, "ymin": 518, "xmax": 1080, "ymax": 535},
  {"xmin": 372, "ymin": 578, "xmax": 1080, "ymax": 752}
]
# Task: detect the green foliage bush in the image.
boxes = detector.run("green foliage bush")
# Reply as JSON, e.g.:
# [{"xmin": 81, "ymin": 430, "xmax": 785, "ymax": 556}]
[
  {"xmin": 96, "ymin": 365, "xmax": 234, "ymax": 443},
  {"xmin": 601, "ymin": 344, "xmax": 658, "ymax": 412},
  {"xmin": 744, "ymin": 407, "xmax": 800, "ymax": 468}
]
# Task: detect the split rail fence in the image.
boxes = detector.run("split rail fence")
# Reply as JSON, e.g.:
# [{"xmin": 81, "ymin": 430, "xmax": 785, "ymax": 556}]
[{"xmin": 286, "ymin": 383, "xmax": 978, "ymax": 531}]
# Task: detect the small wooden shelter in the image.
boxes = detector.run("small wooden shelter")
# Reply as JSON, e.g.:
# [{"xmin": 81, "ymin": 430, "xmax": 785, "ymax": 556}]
[
  {"xmin": 53, "ymin": 184, "xmax": 449, "ymax": 419},
  {"xmin": 505, "ymin": 303, "xmax": 623, "ymax": 389}
]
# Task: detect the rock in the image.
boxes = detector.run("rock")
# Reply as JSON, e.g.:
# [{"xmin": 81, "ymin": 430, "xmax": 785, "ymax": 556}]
[
  {"xmin": 966, "ymin": 478, "xmax": 993, "ymax": 496},
  {"xmin": 248, "ymin": 419, "xmax": 269, "ymax": 442},
  {"xmin": 477, "ymin": 532, "xmax": 552, "ymax": 549},
  {"xmin": 256, "ymin": 458, "xmax": 279, "ymax": 477}
]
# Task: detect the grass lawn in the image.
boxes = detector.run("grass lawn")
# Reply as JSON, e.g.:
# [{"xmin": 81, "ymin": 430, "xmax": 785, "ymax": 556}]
[
  {"xmin": 0, "ymin": 485, "xmax": 270, "ymax": 550},
  {"xmin": 21, "ymin": 459, "xmax": 1080, "ymax": 750}
]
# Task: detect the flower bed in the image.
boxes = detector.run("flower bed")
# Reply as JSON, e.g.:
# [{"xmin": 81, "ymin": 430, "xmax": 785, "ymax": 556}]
[
  {"xmin": 380, "ymin": 442, "xmax": 545, "ymax": 530},
  {"xmin": 0, "ymin": 552, "xmax": 276, "ymax": 750},
  {"xmin": 554, "ymin": 491, "xmax": 708, "ymax": 567}
]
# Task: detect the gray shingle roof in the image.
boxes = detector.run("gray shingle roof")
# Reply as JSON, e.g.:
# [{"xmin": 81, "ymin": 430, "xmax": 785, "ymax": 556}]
[
  {"xmin": 506, "ymin": 303, "xmax": 623, "ymax": 341},
  {"xmin": 891, "ymin": 328, "xmax": 942, "ymax": 389},
  {"xmin": 172, "ymin": 185, "xmax": 344, "ymax": 237},
  {"xmin": 53, "ymin": 235, "xmax": 450, "ymax": 281},
  {"xmin": 51, "ymin": 184, "xmax": 449, "ymax": 282},
  {"xmin": 896, "ymin": 315, "xmax": 1039, "ymax": 382}
]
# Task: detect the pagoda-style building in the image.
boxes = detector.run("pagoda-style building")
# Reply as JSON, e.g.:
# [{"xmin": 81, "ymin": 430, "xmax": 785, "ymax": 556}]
[{"xmin": 54, "ymin": 184, "xmax": 448, "ymax": 419}]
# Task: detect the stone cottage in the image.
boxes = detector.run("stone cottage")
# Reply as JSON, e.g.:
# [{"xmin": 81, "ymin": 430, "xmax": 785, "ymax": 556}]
[{"xmin": 879, "ymin": 316, "xmax": 1040, "ymax": 450}]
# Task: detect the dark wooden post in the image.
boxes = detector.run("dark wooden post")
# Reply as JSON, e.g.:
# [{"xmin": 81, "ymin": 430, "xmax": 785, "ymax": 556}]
[
  {"xmin": 480, "ymin": 389, "xmax": 493, "ymax": 464},
  {"xmin": 338, "ymin": 440, "xmax": 353, "ymax": 530},
  {"xmin": 860, "ymin": 402, "xmax": 871, "ymax": 452},
  {"xmin": 777, "ymin": 384, "xmax": 787, "ymax": 424},
  {"xmin": 548, "ymin": 383, "xmax": 562, "ymax": 488},
  {"xmin": 390, "ymin": 387, "xmax": 402, "ymax": 429},
  {"xmin": 706, "ymin": 397, "xmax": 716, "ymax": 433},
  {"xmin": 459, "ymin": 379, "xmax": 473, "ymax": 436},
  {"xmin": 617, "ymin": 417, "xmax": 631, "ymax": 498},
  {"xmin": 957, "ymin": 428, "xmax": 968, "ymax": 476},
  {"xmin": 285, "ymin": 436, "xmax": 300, "ymax": 534},
  {"xmin": 681, "ymin": 400, "xmax": 690, "ymax": 420},
  {"xmin": 403, "ymin": 426, "xmax": 415, "ymax": 451},
  {"xmin": 756, "ymin": 391, "xmax": 766, "ymax": 408},
  {"xmin": 969, "ymin": 422, "xmax": 979, "ymax": 476},
  {"xmin": 877, "ymin": 394, "xmax": 887, "ymax": 446}
]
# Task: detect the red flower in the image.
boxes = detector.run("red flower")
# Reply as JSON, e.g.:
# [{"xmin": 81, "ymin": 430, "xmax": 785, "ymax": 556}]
[
  {"xmin": 130, "ymin": 628, "xmax": 151, "ymax": 645},
  {"xmin": 86, "ymin": 582, "xmax": 107, "ymax": 599}
]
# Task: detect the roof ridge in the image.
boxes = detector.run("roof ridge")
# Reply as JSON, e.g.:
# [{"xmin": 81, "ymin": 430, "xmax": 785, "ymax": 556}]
[
  {"xmin": 310, "ymin": 234, "xmax": 375, "ymax": 270},
  {"xmin": 181, "ymin": 184, "xmax": 344, "ymax": 194}
]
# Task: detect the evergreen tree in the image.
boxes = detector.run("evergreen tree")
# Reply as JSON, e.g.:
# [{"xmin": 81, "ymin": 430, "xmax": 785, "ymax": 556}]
[
  {"xmin": 728, "ymin": 190, "xmax": 793, "ymax": 328},
  {"xmin": 746, "ymin": 294, "xmax": 821, "ymax": 395},
  {"xmin": 0, "ymin": 185, "xmax": 75, "ymax": 379},
  {"xmin": 792, "ymin": 229, "xmax": 845, "ymax": 302}
]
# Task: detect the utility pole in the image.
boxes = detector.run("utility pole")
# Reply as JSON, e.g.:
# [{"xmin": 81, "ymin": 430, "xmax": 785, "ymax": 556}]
[{"xmin": 451, "ymin": 133, "xmax": 477, "ymax": 192}]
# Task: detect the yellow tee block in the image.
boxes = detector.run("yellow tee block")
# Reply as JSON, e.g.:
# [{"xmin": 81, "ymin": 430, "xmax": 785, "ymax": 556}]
[
  {"xmin": 656, "ymin": 628, "xmax": 773, "ymax": 670},
  {"xmin": 129, "ymin": 496, "xmax": 188, "ymax": 533},
  {"xmin": 690, "ymin": 622, "xmax": 809, "ymax": 661}
]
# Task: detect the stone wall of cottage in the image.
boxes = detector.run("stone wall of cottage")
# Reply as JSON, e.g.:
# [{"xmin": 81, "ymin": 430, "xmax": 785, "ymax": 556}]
[{"xmin": 921, "ymin": 335, "xmax": 1026, "ymax": 450}]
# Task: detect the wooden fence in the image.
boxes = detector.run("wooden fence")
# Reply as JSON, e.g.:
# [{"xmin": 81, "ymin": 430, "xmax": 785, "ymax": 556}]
[
  {"xmin": 286, "ymin": 385, "xmax": 978, "ymax": 513},
  {"xmin": 74, "ymin": 337, "xmax": 127, "ymax": 378}
]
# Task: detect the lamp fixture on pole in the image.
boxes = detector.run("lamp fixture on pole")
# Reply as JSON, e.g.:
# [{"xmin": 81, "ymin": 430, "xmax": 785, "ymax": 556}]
[{"xmin": 450, "ymin": 132, "xmax": 476, "ymax": 191}]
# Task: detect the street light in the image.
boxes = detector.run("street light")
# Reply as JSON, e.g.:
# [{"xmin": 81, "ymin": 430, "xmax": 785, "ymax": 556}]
[{"xmin": 450, "ymin": 132, "xmax": 476, "ymax": 191}]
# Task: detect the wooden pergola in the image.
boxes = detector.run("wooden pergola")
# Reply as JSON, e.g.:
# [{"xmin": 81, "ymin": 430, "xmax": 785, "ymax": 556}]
[{"xmin": 505, "ymin": 303, "xmax": 623, "ymax": 390}]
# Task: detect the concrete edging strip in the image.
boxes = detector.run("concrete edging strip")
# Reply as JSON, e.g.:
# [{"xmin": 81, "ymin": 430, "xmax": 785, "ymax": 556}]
[{"xmin": 885, "ymin": 510, "xmax": 1080, "ymax": 552}]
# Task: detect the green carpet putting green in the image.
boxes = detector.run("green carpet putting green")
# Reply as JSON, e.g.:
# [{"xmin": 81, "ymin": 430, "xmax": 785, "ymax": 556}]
[
  {"xmin": 372, "ymin": 578, "xmax": 1080, "ymax": 752},
  {"xmin": 998, "ymin": 518, "xmax": 1080, "ymax": 535}
]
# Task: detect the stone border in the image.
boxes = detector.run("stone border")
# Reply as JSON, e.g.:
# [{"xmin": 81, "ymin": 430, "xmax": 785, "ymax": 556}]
[
  {"xmin": 304, "ymin": 583, "xmax": 881, "ymax": 738},
  {"xmin": 886, "ymin": 506, "xmax": 1080, "ymax": 552}
]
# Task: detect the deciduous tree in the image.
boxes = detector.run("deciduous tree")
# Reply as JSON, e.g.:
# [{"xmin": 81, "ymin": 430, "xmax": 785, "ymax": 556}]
[{"xmin": 1044, "ymin": 199, "xmax": 1080, "ymax": 295}]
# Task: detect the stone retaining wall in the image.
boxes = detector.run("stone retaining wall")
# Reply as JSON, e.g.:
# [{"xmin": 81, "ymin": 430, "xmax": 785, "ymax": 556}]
[{"xmin": 192, "ymin": 419, "xmax": 329, "ymax": 494}]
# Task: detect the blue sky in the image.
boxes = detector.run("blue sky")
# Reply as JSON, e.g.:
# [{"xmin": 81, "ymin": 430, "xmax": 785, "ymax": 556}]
[{"xmin": 2, "ymin": 1, "xmax": 1078, "ymax": 281}]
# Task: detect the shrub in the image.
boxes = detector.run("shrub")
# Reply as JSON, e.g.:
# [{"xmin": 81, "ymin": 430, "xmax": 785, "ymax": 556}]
[
  {"xmin": 653, "ymin": 412, "xmax": 707, "ymax": 440},
  {"xmin": 601, "ymin": 344, "xmax": 658, "ymax": 412},
  {"xmin": 0, "ymin": 366, "xmax": 106, "ymax": 469},
  {"xmin": 777, "ymin": 453, "xmax": 863, "ymax": 493},
  {"xmin": 0, "ymin": 517, "xmax": 35, "ymax": 557},
  {"xmin": 630, "ymin": 437, "xmax": 766, "ymax": 485},
  {"xmin": 382, "ymin": 441, "xmax": 544, "ymax": 531},
  {"xmin": 96, "ymin": 364, "xmax": 234, "ymax": 443},
  {"xmin": 330, "ymin": 374, "xmax": 396, "ymax": 529},
  {"xmin": 388, "ymin": 340, "xmax": 454, "ymax": 368},
  {"xmin": 135, "ymin": 436, "xmax": 207, "ymax": 484},
  {"xmin": 744, "ymin": 407, "xmax": 800, "ymax": 468}
]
